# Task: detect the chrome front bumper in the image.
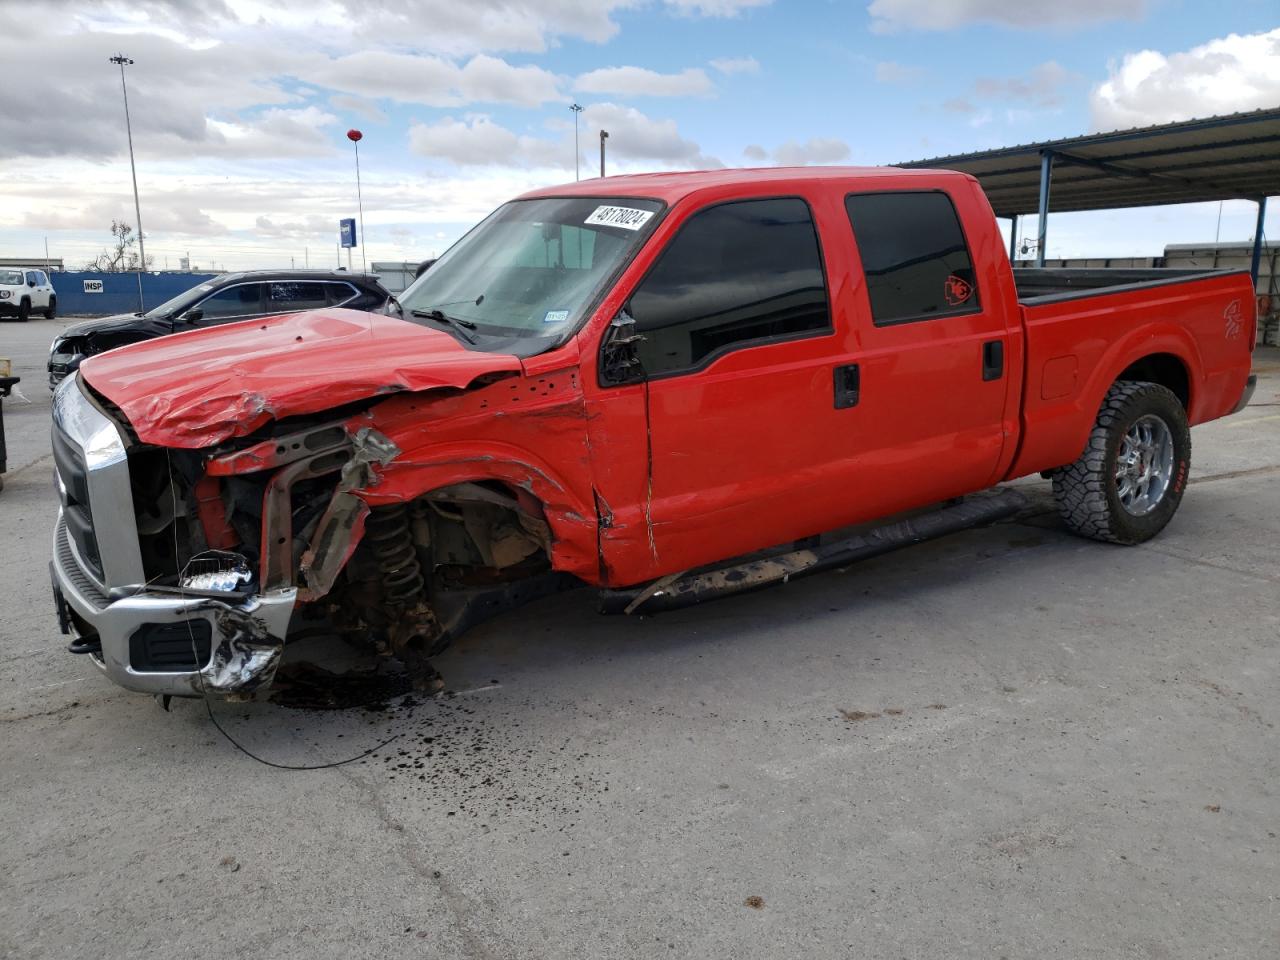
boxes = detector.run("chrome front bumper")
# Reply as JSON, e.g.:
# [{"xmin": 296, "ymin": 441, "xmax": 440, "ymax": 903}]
[
  {"xmin": 50, "ymin": 375, "xmax": 296, "ymax": 697},
  {"xmin": 52, "ymin": 516, "xmax": 297, "ymax": 697}
]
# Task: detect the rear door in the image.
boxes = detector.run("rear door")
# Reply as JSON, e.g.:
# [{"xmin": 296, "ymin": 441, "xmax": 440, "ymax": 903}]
[{"xmin": 841, "ymin": 188, "xmax": 1013, "ymax": 512}]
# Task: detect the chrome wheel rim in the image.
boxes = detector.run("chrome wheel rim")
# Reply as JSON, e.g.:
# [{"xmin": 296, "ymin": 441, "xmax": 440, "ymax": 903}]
[{"xmin": 1115, "ymin": 414, "xmax": 1174, "ymax": 516}]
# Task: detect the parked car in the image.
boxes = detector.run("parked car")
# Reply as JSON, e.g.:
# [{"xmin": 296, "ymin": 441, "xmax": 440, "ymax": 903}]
[
  {"xmin": 49, "ymin": 167, "xmax": 1256, "ymax": 699},
  {"xmin": 0, "ymin": 268, "xmax": 56, "ymax": 321},
  {"xmin": 47, "ymin": 269, "xmax": 390, "ymax": 388}
]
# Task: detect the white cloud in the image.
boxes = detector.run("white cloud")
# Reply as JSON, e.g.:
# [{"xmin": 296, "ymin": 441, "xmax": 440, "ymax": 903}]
[
  {"xmin": 253, "ymin": 214, "xmax": 339, "ymax": 240},
  {"xmin": 583, "ymin": 102, "xmax": 721, "ymax": 167},
  {"xmin": 409, "ymin": 104, "xmax": 720, "ymax": 171},
  {"xmin": 575, "ymin": 66, "xmax": 714, "ymax": 97},
  {"xmin": 772, "ymin": 138, "xmax": 851, "ymax": 166},
  {"xmin": 145, "ymin": 0, "xmax": 640, "ymax": 55},
  {"xmin": 29, "ymin": 195, "xmax": 226, "ymax": 236},
  {"xmin": 867, "ymin": 0, "xmax": 1146, "ymax": 32},
  {"xmin": 874, "ymin": 60, "xmax": 925, "ymax": 84},
  {"xmin": 665, "ymin": 0, "xmax": 771, "ymax": 16},
  {"xmin": 408, "ymin": 116, "xmax": 530, "ymax": 167},
  {"xmin": 710, "ymin": 56, "xmax": 760, "ymax": 75},
  {"xmin": 1091, "ymin": 28, "xmax": 1280, "ymax": 131},
  {"xmin": 974, "ymin": 61, "xmax": 1075, "ymax": 107},
  {"xmin": 328, "ymin": 94, "xmax": 388, "ymax": 123},
  {"xmin": 302, "ymin": 52, "xmax": 562, "ymax": 108},
  {"xmin": 738, "ymin": 138, "xmax": 852, "ymax": 166}
]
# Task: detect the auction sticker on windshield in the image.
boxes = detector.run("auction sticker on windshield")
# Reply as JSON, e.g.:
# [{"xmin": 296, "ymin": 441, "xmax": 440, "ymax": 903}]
[{"xmin": 584, "ymin": 206, "xmax": 654, "ymax": 231}]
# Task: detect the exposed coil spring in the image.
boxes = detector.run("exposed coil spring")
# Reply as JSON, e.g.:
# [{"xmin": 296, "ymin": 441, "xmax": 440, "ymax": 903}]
[{"xmin": 364, "ymin": 503, "xmax": 425, "ymax": 605}]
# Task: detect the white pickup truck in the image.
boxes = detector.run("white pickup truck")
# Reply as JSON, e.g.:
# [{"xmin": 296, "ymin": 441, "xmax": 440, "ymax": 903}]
[{"xmin": 0, "ymin": 268, "xmax": 56, "ymax": 321}]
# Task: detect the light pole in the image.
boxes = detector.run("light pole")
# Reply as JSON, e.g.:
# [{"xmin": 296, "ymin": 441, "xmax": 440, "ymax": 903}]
[
  {"xmin": 600, "ymin": 129, "xmax": 609, "ymax": 178},
  {"xmin": 110, "ymin": 54, "xmax": 147, "ymax": 311},
  {"xmin": 347, "ymin": 128, "xmax": 367, "ymax": 273},
  {"xmin": 569, "ymin": 103, "xmax": 583, "ymax": 180}
]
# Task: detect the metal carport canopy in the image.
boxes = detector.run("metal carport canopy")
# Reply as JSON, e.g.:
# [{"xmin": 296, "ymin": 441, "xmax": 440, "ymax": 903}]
[{"xmin": 894, "ymin": 107, "xmax": 1280, "ymax": 277}]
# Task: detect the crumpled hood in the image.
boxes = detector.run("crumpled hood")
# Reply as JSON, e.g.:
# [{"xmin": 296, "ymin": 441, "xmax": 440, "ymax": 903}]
[{"xmin": 78, "ymin": 307, "xmax": 523, "ymax": 448}]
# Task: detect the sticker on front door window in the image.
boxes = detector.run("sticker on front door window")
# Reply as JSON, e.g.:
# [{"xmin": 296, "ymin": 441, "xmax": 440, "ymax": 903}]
[
  {"xmin": 584, "ymin": 206, "xmax": 654, "ymax": 230},
  {"xmin": 944, "ymin": 274, "xmax": 973, "ymax": 306}
]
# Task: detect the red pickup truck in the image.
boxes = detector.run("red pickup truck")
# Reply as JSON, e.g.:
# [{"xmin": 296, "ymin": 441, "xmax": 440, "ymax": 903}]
[{"xmin": 50, "ymin": 167, "xmax": 1257, "ymax": 698}]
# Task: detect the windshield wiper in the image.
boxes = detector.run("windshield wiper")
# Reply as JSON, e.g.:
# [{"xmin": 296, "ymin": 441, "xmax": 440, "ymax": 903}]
[{"xmin": 411, "ymin": 308, "xmax": 478, "ymax": 344}]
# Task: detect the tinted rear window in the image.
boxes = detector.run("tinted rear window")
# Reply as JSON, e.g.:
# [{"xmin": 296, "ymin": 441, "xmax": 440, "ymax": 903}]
[{"xmin": 845, "ymin": 191, "xmax": 979, "ymax": 325}]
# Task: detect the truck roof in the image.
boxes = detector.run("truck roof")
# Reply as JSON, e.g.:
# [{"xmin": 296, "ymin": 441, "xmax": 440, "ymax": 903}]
[{"xmin": 520, "ymin": 165, "xmax": 972, "ymax": 205}]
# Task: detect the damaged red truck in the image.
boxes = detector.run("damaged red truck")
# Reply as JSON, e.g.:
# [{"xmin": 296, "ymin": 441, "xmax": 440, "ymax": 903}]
[{"xmin": 50, "ymin": 167, "xmax": 1257, "ymax": 698}]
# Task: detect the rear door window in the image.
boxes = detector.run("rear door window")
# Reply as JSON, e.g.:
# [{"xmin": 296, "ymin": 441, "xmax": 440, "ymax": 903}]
[
  {"xmin": 268, "ymin": 281, "xmax": 329, "ymax": 311},
  {"xmin": 626, "ymin": 197, "xmax": 830, "ymax": 378},
  {"xmin": 844, "ymin": 191, "xmax": 980, "ymax": 325}
]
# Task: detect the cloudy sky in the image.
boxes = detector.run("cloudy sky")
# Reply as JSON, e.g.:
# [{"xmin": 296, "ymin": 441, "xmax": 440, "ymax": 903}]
[{"xmin": 1, "ymin": 0, "xmax": 1277, "ymax": 271}]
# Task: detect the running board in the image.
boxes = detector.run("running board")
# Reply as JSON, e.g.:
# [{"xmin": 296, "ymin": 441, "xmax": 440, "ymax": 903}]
[{"xmin": 598, "ymin": 489, "xmax": 1026, "ymax": 616}]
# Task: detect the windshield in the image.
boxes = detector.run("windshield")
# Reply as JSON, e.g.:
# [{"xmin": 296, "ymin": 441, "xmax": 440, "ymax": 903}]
[
  {"xmin": 397, "ymin": 196, "xmax": 664, "ymax": 348},
  {"xmin": 144, "ymin": 282, "xmax": 215, "ymax": 318},
  {"xmin": 0, "ymin": 270, "xmax": 23, "ymax": 285}
]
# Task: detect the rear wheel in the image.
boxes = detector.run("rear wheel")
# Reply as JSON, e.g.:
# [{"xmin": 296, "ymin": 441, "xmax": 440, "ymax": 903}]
[
  {"xmin": 1052, "ymin": 380, "xmax": 1190, "ymax": 544},
  {"xmin": 44, "ymin": 296, "xmax": 56, "ymax": 320},
  {"xmin": 17, "ymin": 298, "xmax": 30, "ymax": 322}
]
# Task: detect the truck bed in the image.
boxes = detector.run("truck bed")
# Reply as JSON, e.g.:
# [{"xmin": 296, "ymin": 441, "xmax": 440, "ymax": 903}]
[
  {"xmin": 1007, "ymin": 267, "xmax": 1256, "ymax": 481},
  {"xmin": 1013, "ymin": 267, "xmax": 1236, "ymax": 302}
]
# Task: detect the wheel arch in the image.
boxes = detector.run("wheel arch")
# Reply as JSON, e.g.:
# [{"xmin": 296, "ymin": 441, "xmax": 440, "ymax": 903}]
[
  {"xmin": 357, "ymin": 444, "xmax": 600, "ymax": 583},
  {"xmin": 1114, "ymin": 352, "xmax": 1191, "ymax": 411}
]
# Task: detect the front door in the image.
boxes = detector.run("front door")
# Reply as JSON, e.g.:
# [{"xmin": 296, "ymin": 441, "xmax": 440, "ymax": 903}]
[{"xmin": 609, "ymin": 195, "xmax": 858, "ymax": 578}]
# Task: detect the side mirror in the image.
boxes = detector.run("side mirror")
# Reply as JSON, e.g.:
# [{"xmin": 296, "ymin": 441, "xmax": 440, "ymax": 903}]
[
  {"xmin": 27, "ymin": 279, "xmax": 36, "ymax": 288},
  {"xmin": 600, "ymin": 308, "xmax": 646, "ymax": 386},
  {"xmin": 181, "ymin": 307, "xmax": 204, "ymax": 323}
]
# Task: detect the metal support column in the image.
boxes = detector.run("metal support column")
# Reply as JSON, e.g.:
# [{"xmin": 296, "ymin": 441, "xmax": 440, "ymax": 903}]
[
  {"xmin": 1250, "ymin": 196, "xmax": 1268, "ymax": 286},
  {"xmin": 1036, "ymin": 151, "xmax": 1054, "ymax": 268},
  {"xmin": 1008, "ymin": 215, "xmax": 1018, "ymax": 264}
]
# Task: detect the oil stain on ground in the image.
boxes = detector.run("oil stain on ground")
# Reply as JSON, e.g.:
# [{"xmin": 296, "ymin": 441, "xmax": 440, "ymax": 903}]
[{"xmin": 272, "ymin": 666, "xmax": 614, "ymax": 830}]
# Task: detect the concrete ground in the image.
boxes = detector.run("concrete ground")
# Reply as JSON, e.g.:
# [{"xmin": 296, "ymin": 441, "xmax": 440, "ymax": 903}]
[{"xmin": 2, "ymin": 315, "xmax": 1277, "ymax": 959}]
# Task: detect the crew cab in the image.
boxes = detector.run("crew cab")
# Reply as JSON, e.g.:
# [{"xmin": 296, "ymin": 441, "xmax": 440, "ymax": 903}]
[
  {"xmin": 49, "ymin": 168, "xmax": 1257, "ymax": 699},
  {"xmin": 47, "ymin": 269, "xmax": 390, "ymax": 388},
  {"xmin": 1, "ymin": 268, "xmax": 56, "ymax": 321}
]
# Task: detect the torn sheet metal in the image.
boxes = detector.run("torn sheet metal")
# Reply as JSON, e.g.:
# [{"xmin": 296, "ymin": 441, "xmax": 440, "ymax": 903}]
[
  {"xmin": 192, "ymin": 592, "xmax": 297, "ymax": 696},
  {"xmin": 347, "ymin": 367, "xmax": 600, "ymax": 581}
]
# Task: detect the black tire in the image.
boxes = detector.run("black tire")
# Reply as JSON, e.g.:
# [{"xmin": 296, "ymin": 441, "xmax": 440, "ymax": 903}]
[
  {"xmin": 44, "ymin": 296, "xmax": 56, "ymax": 320},
  {"xmin": 17, "ymin": 298, "xmax": 30, "ymax": 322},
  {"xmin": 1052, "ymin": 380, "xmax": 1190, "ymax": 545}
]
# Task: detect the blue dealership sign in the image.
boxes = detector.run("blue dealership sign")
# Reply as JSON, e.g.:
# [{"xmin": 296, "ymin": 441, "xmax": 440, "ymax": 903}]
[{"xmin": 339, "ymin": 218, "xmax": 357, "ymax": 248}]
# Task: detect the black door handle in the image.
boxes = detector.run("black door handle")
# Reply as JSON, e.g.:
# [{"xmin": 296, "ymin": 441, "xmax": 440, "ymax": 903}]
[
  {"xmin": 982, "ymin": 340, "xmax": 1004, "ymax": 381},
  {"xmin": 834, "ymin": 363, "xmax": 860, "ymax": 408}
]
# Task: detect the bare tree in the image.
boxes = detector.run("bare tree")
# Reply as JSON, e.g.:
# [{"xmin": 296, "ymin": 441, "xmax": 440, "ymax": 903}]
[{"xmin": 83, "ymin": 220, "xmax": 154, "ymax": 272}]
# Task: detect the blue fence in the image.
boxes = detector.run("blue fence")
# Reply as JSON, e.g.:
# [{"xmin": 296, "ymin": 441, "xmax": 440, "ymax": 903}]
[{"xmin": 50, "ymin": 271, "xmax": 218, "ymax": 317}]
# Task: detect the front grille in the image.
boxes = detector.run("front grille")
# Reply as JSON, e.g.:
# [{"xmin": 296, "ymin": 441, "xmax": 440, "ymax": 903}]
[{"xmin": 52, "ymin": 424, "xmax": 103, "ymax": 580}]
